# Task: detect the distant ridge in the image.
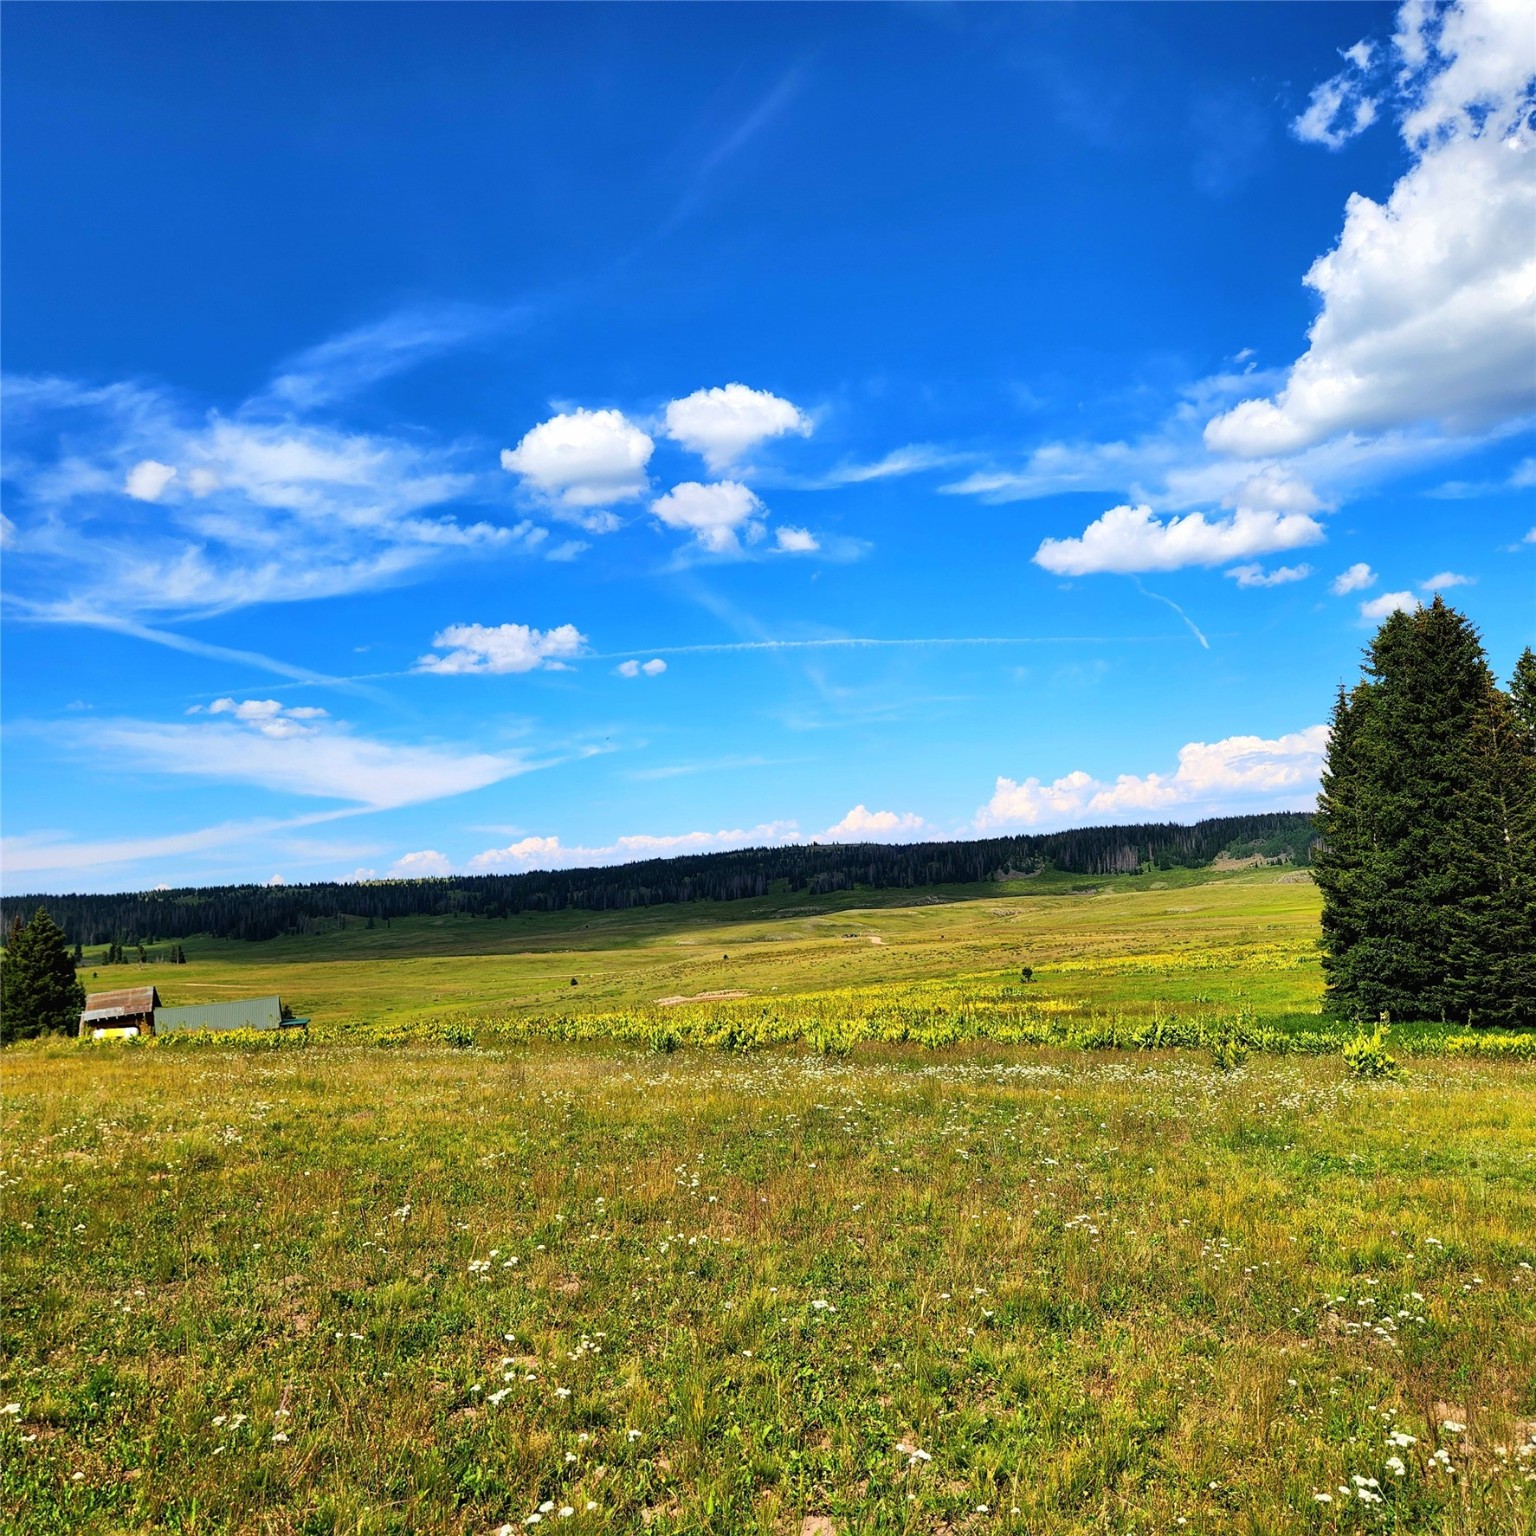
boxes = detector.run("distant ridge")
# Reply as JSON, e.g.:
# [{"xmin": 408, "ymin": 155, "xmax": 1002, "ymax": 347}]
[{"xmin": 4, "ymin": 812, "xmax": 1315, "ymax": 945}]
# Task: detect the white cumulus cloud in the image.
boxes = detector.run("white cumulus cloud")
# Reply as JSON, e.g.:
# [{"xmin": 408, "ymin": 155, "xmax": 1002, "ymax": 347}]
[
  {"xmin": 1359, "ymin": 590, "xmax": 1421, "ymax": 622},
  {"xmin": 1291, "ymin": 42, "xmax": 1380, "ymax": 149},
  {"xmin": 501, "ymin": 407, "xmax": 654, "ymax": 513},
  {"xmin": 976, "ymin": 725, "xmax": 1329, "ymax": 831},
  {"xmin": 1331, "ymin": 561, "xmax": 1377, "ymax": 594},
  {"xmin": 191, "ymin": 697, "xmax": 331, "ymax": 740},
  {"xmin": 1419, "ymin": 569, "xmax": 1474, "ymax": 589},
  {"xmin": 616, "ymin": 658, "xmax": 667, "ymax": 677},
  {"xmin": 663, "ymin": 384, "xmax": 811, "ymax": 472},
  {"xmin": 390, "ymin": 850, "xmax": 453, "ymax": 878},
  {"xmin": 774, "ymin": 526, "xmax": 819, "ymax": 553},
  {"xmin": 822, "ymin": 805, "xmax": 928, "ymax": 841},
  {"xmin": 1034, "ymin": 504, "xmax": 1324, "ymax": 576},
  {"xmin": 415, "ymin": 622, "xmax": 587, "ymax": 675},
  {"xmin": 125, "ymin": 459, "xmax": 177, "ymax": 501},
  {"xmin": 467, "ymin": 821, "xmax": 799, "ymax": 872},
  {"xmin": 1208, "ymin": 0, "xmax": 1536, "ymax": 456},
  {"xmin": 650, "ymin": 480, "xmax": 765, "ymax": 553}
]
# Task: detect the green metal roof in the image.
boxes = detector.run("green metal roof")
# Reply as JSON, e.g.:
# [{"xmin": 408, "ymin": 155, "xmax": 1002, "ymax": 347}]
[{"xmin": 153, "ymin": 995, "xmax": 286, "ymax": 1033}]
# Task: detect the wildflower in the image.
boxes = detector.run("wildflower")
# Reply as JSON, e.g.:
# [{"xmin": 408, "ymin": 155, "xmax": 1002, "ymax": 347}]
[
  {"xmin": 271, "ymin": 1431, "xmax": 290, "ymax": 1443},
  {"xmin": 1313, "ymin": 1493, "xmax": 1332, "ymax": 1503},
  {"xmin": 539, "ymin": 1502, "xmax": 555, "ymax": 1514},
  {"xmin": 1385, "ymin": 1455, "xmax": 1406, "ymax": 1476},
  {"xmin": 1442, "ymin": 1420, "xmax": 1466, "ymax": 1433},
  {"xmin": 557, "ymin": 1509, "xmax": 574, "ymax": 1520}
]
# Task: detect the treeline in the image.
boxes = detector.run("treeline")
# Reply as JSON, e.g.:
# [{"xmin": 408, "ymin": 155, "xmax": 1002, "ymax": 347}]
[{"xmin": 3, "ymin": 812, "xmax": 1314, "ymax": 946}]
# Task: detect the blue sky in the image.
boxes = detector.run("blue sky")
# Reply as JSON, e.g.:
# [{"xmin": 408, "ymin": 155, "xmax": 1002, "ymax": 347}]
[{"xmin": 2, "ymin": 1, "xmax": 1532, "ymax": 893}]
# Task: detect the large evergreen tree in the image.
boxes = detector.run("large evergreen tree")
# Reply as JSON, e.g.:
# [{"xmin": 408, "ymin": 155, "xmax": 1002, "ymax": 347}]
[
  {"xmin": 1315, "ymin": 600, "xmax": 1536, "ymax": 1026},
  {"xmin": 0, "ymin": 907, "xmax": 86, "ymax": 1044}
]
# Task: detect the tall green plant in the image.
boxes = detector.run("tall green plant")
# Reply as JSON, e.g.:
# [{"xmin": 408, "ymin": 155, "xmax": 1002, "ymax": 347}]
[
  {"xmin": 1510, "ymin": 646, "xmax": 1536, "ymax": 740},
  {"xmin": 1315, "ymin": 600, "xmax": 1536, "ymax": 1026},
  {"xmin": 0, "ymin": 907, "xmax": 86, "ymax": 1044}
]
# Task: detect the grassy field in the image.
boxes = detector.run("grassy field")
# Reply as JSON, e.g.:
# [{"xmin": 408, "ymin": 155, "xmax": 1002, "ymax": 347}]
[
  {"xmin": 74, "ymin": 867, "xmax": 1326, "ymax": 1030},
  {"xmin": 69, "ymin": 869, "xmax": 1529, "ymax": 1058},
  {"xmin": 5, "ymin": 869, "xmax": 1536, "ymax": 1533}
]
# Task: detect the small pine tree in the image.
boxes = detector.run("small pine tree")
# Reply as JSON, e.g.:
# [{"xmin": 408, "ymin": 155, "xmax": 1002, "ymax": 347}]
[{"xmin": 1, "ymin": 907, "xmax": 87, "ymax": 1044}]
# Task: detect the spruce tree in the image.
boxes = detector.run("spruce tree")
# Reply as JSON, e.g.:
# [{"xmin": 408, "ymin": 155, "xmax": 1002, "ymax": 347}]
[
  {"xmin": 1313, "ymin": 683, "xmax": 1369, "ymax": 1009},
  {"xmin": 1512, "ymin": 648, "xmax": 1536, "ymax": 742},
  {"xmin": 1316, "ymin": 600, "xmax": 1536, "ymax": 1025},
  {"xmin": 1, "ymin": 907, "xmax": 87, "ymax": 1044}
]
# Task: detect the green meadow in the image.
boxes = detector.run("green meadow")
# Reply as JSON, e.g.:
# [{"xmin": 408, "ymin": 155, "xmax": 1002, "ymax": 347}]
[
  {"xmin": 5, "ymin": 869, "xmax": 1535, "ymax": 1534},
  {"xmin": 76, "ymin": 866, "xmax": 1327, "ymax": 1032}
]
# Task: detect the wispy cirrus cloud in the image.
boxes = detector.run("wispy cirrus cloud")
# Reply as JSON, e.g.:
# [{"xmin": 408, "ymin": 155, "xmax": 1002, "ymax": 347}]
[
  {"xmin": 0, "ymin": 812, "xmax": 373, "ymax": 882},
  {"xmin": 1, "ymin": 332, "xmax": 545, "ymax": 629},
  {"xmin": 45, "ymin": 708, "xmax": 524, "ymax": 810},
  {"xmin": 260, "ymin": 303, "xmax": 526, "ymax": 411},
  {"xmin": 1225, "ymin": 562, "xmax": 1313, "ymax": 588},
  {"xmin": 789, "ymin": 444, "xmax": 970, "ymax": 490}
]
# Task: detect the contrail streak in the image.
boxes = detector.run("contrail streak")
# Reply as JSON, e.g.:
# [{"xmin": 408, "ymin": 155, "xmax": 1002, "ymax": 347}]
[
  {"xmin": 590, "ymin": 634, "xmax": 1175, "ymax": 659},
  {"xmin": 1131, "ymin": 581, "xmax": 1210, "ymax": 650}
]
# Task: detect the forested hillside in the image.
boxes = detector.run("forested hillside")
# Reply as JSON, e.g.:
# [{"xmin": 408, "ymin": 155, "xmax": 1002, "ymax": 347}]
[{"xmin": 4, "ymin": 813, "xmax": 1314, "ymax": 945}]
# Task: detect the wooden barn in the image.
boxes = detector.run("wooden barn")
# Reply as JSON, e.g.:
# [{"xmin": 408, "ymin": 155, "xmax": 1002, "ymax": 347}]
[
  {"xmin": 79, "ymin": 986, "xmax": 160, "ymax": 1038},
  {"xmin": 78, "ymin": 989, "xmax": 309, "ymax": 1038}
]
